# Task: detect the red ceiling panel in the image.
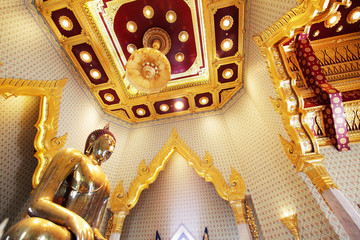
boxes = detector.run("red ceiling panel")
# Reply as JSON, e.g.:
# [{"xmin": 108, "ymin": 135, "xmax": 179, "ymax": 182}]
[
  {"xmin": 51, "ymin": 8, "xmax": 82, "ymax": 38},
  {"xmin": 113, "ymin": 0, "xmax": 197, "ymax": 75},
  {"xmin": 72, "ymin": 43, "xmax": 109, "ymax": 85}
]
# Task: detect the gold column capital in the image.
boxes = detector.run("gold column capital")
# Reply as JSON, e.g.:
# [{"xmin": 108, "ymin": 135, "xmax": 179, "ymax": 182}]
[
  {"xmin": 111, "ymin": 209, "xmax": 129, "ymax": 235},
  {"xmin": 229, "ymin": 199, "xmax": 247, "ymax": 225},
  {"xmin": 302, "ymin": 160, "xmax": 338, "ymax": 194}
]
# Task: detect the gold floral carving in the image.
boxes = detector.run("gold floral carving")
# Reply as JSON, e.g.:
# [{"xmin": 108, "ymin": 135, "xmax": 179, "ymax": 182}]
[
  {"xmin": 245, "ymin": 202, "xmax": 259, "ymax": 240},
  {"xmin": 0, "ymin": 78, "xmax": 67, "ymax": 188},
  {"xmin": 110, "ymin": 128, "xmax": 246, "ymax": 235}
]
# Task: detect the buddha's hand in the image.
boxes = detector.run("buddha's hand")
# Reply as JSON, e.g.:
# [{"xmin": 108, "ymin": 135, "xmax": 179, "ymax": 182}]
[
  {"xmin": 93, "ymin": 228, "xmax": 106, "ymax": 240},
  {"xmin": 67, "ymin": 215, "xmax": 94, "ymax": 240}
]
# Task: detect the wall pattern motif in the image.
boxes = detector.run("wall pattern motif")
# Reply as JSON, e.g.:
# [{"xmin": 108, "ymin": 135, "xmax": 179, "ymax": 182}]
[{"xmin": 0, "ymin": 96, "xmax": 39, "ymax": 231}]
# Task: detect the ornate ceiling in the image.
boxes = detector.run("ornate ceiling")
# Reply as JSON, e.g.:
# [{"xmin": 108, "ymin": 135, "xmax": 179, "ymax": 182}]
[{"xmin": 35, "ymin": 0, "xmax": 245, "ymax": 123}]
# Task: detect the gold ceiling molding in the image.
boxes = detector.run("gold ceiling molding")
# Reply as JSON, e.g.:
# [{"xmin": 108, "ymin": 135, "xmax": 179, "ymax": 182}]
[
  {"xmin": 110, "ymin": 128, "xmax": 246, "ymax": 235},
  {"xmin": 35, "ymin": 0, "xmax": 245, "ymax": 123},
  {"xmin": 0, "ymin": 78, "xmax": 68, "ymax": 188}
]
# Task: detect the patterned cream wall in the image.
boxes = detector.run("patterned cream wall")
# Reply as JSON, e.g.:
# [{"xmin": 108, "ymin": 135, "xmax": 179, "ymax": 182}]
[
  {"xmin": 243, "ymin": 0, "xmax": 358, "ymax": 239},
  {"xmin": 121, "ymin": 152, "xmax": 239, "ymax": 240},
  {"xmin": 0, "ymin": 96, "xmax": 40, "ymax": 231},
  {"xmin": 244, "ymin": 0, "xmax": 299, "ymax": 135},
  {"xmin": 223, "ymin": 92, "xmax": 339, "ymax": 239}
]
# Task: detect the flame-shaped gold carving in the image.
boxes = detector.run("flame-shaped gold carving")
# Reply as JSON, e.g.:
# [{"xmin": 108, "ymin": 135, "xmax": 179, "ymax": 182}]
[
  {"xmin": 0, "ymin": 78, "xmax": 67, "ymax": 188},
  {"xmin": 110, "ymin": 128, "xmax": 246, "ymax": 236}
]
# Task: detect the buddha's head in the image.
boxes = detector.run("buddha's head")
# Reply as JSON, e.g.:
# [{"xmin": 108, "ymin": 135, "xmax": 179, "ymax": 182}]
[{"xmin": 84, "ymin": 125, "xmax": 116, "ymax": 164}]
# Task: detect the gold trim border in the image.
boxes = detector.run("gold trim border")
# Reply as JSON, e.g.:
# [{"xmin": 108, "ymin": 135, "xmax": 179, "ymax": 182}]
[
  {"xmin": 0, "ymin": 78, "xmax": 68, "ymax": 188},
  {"xmin": 110, "ymin": 128, "xmax": 246, "ymax": 213}
]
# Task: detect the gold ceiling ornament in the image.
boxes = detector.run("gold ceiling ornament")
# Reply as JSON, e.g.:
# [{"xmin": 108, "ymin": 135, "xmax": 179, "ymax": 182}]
[
  {"xmin": 312, "ymin": 30, "xmax": 320, "ymax": 37},
  {"xmin": 166, "ymin": 10, "xmax": 177, "ymax": 23},
  {"xmin": 336, "ymin": 25, "xmax": 343, "ymax": 32},
  {"xmin": 90, "ymin": 69, "xmax": 101, "ymax": 79},
  {"xmin": 324, "ymin": 11, "xmax": 341, "ymax": 28},
  {"xmin": 199, "ymin": 96, "xmax": 209, "ymax": 105},
  {"xmin": 59, "ymin": 16, "xmax": 73, "ymax": 31},
  {"xmin": 220, "ymin": 15, "xmax": 234, "ymax": 31},
  {"xmin": 136, "ymin": 108, "xmax": 146, "ymax": 116},
  {"xmin": 347, "ymin": 7, "xmax": 360, "ymax": 24},
  {"xmin": 143, "ymin": 5, "xmax": 154, "ymax": 19},
  {"xmin": 222, "ymin": 68, "xmax": 234, "ymax": 79},
  {"xmin": 110, "ymin": 129, "xmax": 246, "ymax": 236},
  {"xmin": 0, "ymin": 78, "xmax": 68, "ymax": 188},
  {"xmin": 80, "ymin": 51, "xmax": 92, "ymax": 63},
  {"xmin": 175, "ymin": 52, "xmax": 185, "ymax": 62},
  {"xmin": 280, "ymin": 213, "xmax": 300, "ymax": 240},
  {"xmin": 178, "ymin": 31, "xmax": 189, "ymax": 42},
  {"xmin": 126, "ymin": 21, "xmax": 137, "ymax": 33},
  {"xmin": 221, "ymin": 38, "xmax": 233, "ymax": 51},
  {"xmin": 125, "ymin": 48, "xmax": 171, "ymax": 94},
  {"xmin": 143, "ymin": 27, "xmax": 172, "ymax": 55},
  {"xmin": 160, "ymin": 103, "xmax": 169, "ymax": 112},
  {"xmin": 104, "ymin": 93, "xmax": 114, "ymax": 102},
  {"xmin": 126, "ymin": 44, "xmax": 137, "ymax": 54}
]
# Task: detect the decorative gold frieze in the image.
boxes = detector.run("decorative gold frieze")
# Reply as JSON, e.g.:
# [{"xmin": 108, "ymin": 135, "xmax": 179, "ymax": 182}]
[{"xmin": 110, "ymin": 129, "xmax": 246, "ymax": 235}]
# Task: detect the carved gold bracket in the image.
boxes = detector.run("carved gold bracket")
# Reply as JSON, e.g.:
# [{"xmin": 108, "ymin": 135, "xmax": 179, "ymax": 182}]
[
  {"xmin": 110, "ymin": 128, "xmax": 246, "ymax": 235},
  {"xmin": 0, "ymin": 78, "xmax": 68, "ymax": 188}
]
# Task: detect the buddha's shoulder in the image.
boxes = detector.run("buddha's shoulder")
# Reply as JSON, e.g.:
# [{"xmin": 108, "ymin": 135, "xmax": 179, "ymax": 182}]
[{"xmin": 55, "ymin": 148, "xmax": 86, "ymax": 160}]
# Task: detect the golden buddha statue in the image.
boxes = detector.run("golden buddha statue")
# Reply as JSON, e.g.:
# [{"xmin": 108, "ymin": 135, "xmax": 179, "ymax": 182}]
[{"xmin": 2, "ymin": 126, "xmax": 116, "ymax": 240}]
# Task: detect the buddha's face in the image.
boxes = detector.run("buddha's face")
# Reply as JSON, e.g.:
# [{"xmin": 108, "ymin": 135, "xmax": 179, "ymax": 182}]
[{"xmin": 92, "ymin": 134, "xmax": 116, "ymax": 164}]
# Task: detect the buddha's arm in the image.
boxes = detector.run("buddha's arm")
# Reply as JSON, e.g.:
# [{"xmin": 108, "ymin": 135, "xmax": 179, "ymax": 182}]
[{"xmin": 28, "ymin": 149, "xmax": 94, "ymax": 240}]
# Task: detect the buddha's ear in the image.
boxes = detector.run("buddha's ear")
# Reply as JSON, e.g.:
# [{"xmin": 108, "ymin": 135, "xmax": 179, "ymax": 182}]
[{"xmin": 85, "ymin": 134, "xmax": 97, "ymax": 154}]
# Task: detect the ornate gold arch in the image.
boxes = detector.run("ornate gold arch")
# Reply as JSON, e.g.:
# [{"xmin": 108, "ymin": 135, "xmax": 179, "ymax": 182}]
[
  {"xmin": 109, "ymin": 128, "xmax": 246, "ymax": 237},
  {"xmin": 0, "ymin": 77, "xmax": 67, "ymax": 188}
]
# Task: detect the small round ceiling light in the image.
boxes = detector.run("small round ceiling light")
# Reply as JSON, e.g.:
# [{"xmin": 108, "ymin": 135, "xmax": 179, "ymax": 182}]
[
  {"xmin": 127, "ymin": 44, "xmax": 137, "ymax": 54},
  {"xmin": 166, "ymin": 10, "xmax": 177, "ymax": 23},
  {"xmin": 199, "ymin": 96, "xmax": 209, "ymax": 105},
  {"xmin": 220, "ymin": 15, "xmax": 234, "ymax": 30},
  {"xmin": 126, "ymin": 21, "xmax": 137, "ymax": 33},
  {"xmin": 222, "ymin": 68, "xmax": 234, "ymax": 79},
  {"xmin": 175, "ymin": 52, "xmax": 185, "ymax": 62},
  {"xmin": 160, "ymin": 104, "xmax": 169, "ymax": 112},
  {"xmin": 80, "ymin": 51, "xmax": 92, "ymax": 63},
  {"xmin": 347, "ymin": 7, "xmax": 360, "ymax": 24},
  {"xmin": 59, "ymin": 16, "xmax": 73, "ymax": 31},
  {"xmin": 174, "ymin": 101, "xmax": 184, "ymax": 110},
  {"xmin": 90, "ymin": 69, "xmax": 101, "ymax": 79},
  {"xmin": 221, "ymin": 38, "xmax": 233, "ymax": 52},
  {"xmin": 136, "ymin": 108, "xmax": 146, "ymax": 116},
  {"xmin": 324, "ymin": 11, "xmax": 341, "ymax": 28},
  {"xmin": 178, "ymin": 31, "xmax": 189, "ymax": 42},
  {"xmin": 104, "ymin": 93, "xmax": 114, "ymax": 102},
  {"xmin": 312, "ymin": 30, "xmax": 320, "ymax": 37},
  {"xmin": 143, "ymin": 6, "xmax": 154, "ymax": 19},
  {"xmin": 336, "ymin": 25, "xmax": 343, "ymax": 32}
]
